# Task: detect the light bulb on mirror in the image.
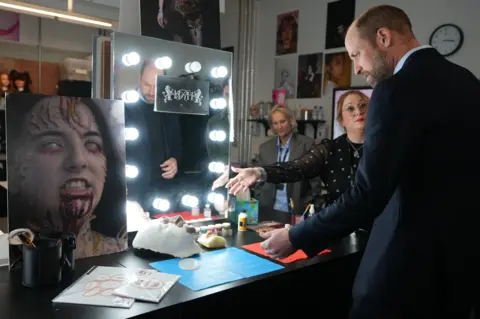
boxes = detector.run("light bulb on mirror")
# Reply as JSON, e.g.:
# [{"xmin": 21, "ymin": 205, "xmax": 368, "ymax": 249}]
[
  {"xmin": 155, "ymin": 56, "xmax": 172, "ymax": 70},
  {"xmin": 124, "ymin": 127, "xmax": 139, "ymax": 141},
  {"xmin": 152, "ymin": 198, "xmax": 170, "ymax": 212},
  {"xmin": 185, "ymin": 61, "xmax": 202, "ymax": 73},
  {"xmin": 210, "ymin": 98, "xmax": 227, "ymax": 110},
  {"xmin": 209, "ymin": 130, "xmax": 226, "ymax": 142},
  {"xmin": 211, "ymin": 66, "xmax": 228, "ymax": 78},
  {"xmin": 122, "ymin": 52, "xmax": 141, "ymax": 67},
  {"xmin": 125, "ymin": 165, "xmax": 139, "ymax": 179},
  {"xmin": 121, "ymin": 90, "xmax": 140, "ymax": 103},
  {"xmin": 208, "ymin": 162, "xmax": 225, "ymax": 174},
  {"xmin": 181, "ymin": 195, "xmax": 199, "ymax": 208}
]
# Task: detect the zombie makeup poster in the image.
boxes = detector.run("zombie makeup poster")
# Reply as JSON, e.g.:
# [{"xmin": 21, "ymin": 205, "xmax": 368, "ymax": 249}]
[{"xmin": 6, "ymin": 94, "xmax": 127, "ymax": 262}]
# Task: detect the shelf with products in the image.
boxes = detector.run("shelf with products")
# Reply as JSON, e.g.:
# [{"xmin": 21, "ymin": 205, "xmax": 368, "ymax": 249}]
[{"xmin": 247, "ymin": 118, "xmax": 326, "ymax": 137}]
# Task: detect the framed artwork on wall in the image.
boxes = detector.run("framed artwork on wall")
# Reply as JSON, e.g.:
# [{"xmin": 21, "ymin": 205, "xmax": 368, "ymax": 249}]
[
  {"xmin": 325, "ymin": 0, "xmax": 356, "ymax": 49},
  {"xmin": 140, "ymin": 0, "xmax": 221, "ymax": 49},
  {"xmin": 297, "ymin": 53, "xmax": 323, "ymax": 98},
  {"xmin": 323, "ymin": 51, "xmax": 352, "ymax": 96},
  {"xmin": 276, "ymin": 10, "xmax": 299, "ymax": 55}
]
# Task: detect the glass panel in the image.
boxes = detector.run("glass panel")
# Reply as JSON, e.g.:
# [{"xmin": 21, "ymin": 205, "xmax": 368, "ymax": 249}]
[{"xmin": 109, "ymin": 32, "xmax": 232, "ymax": 227}]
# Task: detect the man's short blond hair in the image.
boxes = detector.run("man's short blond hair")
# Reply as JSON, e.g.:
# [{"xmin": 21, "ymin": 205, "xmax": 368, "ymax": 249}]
[{"xmin": 353, "ymin": 5, "xmax": 413, "ymax": 45}]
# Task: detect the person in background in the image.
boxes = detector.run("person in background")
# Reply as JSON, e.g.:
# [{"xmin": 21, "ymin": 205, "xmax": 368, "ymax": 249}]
[
  {"xmin": 251, "ymin": 106, "xmax": 321, "ymax": 223},
  {"xmin": 249, "ymin": 5, "xmax": 479, "ymax": 318},
  {"xmin": 213, "ymin": 91, "xmax": 370, "ymax": 230},
  {"xmin": 125, "ymin": 59, "xmax": 182, "ymax": 209}
]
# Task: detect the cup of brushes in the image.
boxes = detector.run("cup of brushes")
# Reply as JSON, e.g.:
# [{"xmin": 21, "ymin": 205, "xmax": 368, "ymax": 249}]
[{"xmin": 9, "ymin": 228, "xmax": 76, "ymax": 288}]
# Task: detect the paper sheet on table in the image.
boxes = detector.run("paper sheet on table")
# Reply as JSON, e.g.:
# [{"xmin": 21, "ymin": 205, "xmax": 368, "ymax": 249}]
[
  {"xmin": 242, "ymin": 242, "xmax": 331, "ymax": 264},
  {"xmin": 149, "ymin": 247, "xmax": 284, "ymax": 291}
]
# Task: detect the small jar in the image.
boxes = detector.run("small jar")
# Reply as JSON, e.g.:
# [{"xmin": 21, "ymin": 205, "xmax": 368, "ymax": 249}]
[
  {"xmin": 204, "ymin": 204, "xmax": 212, "ymax": 219},
  {"xmin": 238, "ymin": 212, "xmax": 248, "ymax": 231},
  {"xmin": 221, "ymin": 222, "xmax": 231, "ymax": 237},
  {"xmin": 214, "ymin": 224, "xmax": 223, "ymax": 235},
  {"xmin": 285, "ymin": 224, "xmax": 291, "ymax": 229},
  {"xmin": 191, "ymin": 205, "xmax": 200, "ymax": 216},
  {"xmin": 199, "ymin": 226, "xmax": 208, "ymax": 234}
]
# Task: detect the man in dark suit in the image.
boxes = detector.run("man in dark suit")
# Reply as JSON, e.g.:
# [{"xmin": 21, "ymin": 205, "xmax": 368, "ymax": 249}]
[
  {"xmin": 125, "ymin": 59, "xmax": 182, "ymax": 209},
  {"xmin": 257, "ymin": 5, "xmax": 479, "ymax": 318}
]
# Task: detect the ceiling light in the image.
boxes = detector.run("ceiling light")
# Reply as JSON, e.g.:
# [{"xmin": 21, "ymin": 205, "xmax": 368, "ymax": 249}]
[{"xmin": 0, "ymin": 0, "xmax": 114, "ymax": 28}]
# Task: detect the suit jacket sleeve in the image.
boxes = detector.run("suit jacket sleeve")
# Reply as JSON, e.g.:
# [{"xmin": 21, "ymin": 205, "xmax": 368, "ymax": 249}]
[
  {"xmin": 289, "ymin": 81, "xmax": 423, "ymax": 257},
  {"xmin": 261, "ymin": 139, "xmax": 330, "ymax": 184}
]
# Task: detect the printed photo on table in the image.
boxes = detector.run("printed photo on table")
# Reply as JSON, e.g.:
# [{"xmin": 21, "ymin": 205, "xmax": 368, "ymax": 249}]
[
  {"xmin": 6, "ymin": 94, "xmax": 127, "ymax": 262},
  {"xmin": 325, "ymin": 0, "xmax": 356, "ymax": 49},
  {"xmin": 297, "ymin": 53, "xmax": 323, "ymax": 98},
  {"xmin": 274, "ymin": 55, "xmax": 297, "ymax": 99},
  {"xmin": 323, "ymin": 51, "xmax": 352, "ymax": 96},
  {"xmin": 140, "ymin": 0, "xmax": 221, "ymax": 49},
  {"xmin": 276, "ymin": 10, "xmax": 299, "ymax": 55}
]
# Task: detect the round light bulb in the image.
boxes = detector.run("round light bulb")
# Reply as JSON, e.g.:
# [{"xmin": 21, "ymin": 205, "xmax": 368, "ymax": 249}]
[
  {"xmin": 125, "ymin": 165, "xmax": 139, "ymax": 178},
  {"xmin": 122, "ymin": 52, "xmax": 140, "ymax": 66},
  {"xmin": 121, "ymin": 90, "xmax": 140, "ymax": 103},
  {"xmin": 124, "ymin": 127, "xmax": 139, "ymax": 141}
]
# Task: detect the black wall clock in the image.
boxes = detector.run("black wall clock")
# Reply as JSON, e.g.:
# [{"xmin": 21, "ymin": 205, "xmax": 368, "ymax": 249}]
[{"xmin": 429, "ymin": 24, "xmax": 464, "ymax": 57}]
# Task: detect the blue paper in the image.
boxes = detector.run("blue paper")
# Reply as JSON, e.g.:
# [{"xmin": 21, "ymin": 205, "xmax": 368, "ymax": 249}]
[{"xmin": 149, "ymin": 247, "xmax": 284, "ymax": 291}]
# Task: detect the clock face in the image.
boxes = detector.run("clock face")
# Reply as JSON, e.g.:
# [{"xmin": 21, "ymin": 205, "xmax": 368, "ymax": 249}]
[{"xmin": 429, "ymin": 24, "xmax": 463, "ymax": 57}]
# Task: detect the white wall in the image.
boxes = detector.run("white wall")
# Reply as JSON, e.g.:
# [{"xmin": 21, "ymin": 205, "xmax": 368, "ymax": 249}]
[{"xmin": 230, "ymin": 0, "xmax": 480, "ymax": 160}]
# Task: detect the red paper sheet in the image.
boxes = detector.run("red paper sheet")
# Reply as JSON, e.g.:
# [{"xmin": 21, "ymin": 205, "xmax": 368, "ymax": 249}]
[{"xmin": 242, "ymin": 242, "xmax": 331, "ymax": 264}]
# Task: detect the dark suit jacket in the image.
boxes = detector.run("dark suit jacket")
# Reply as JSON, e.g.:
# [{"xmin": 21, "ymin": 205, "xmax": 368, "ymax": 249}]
[
  {"xmin": 254, "ymin": 133, "xmax": 321, "ymax": 216},
  {"xmin": 289, "ymin": 48, "xmax": 480, "ymax": 318},
  {"xmin": 125, "ymin": 99, "xmax": 182, "ymax": 207}
]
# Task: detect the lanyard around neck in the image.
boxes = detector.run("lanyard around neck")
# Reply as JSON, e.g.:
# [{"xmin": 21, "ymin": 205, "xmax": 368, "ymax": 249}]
[{"xmin": 277, "ymin": 144, "xmax": 290, "ymax": 162}]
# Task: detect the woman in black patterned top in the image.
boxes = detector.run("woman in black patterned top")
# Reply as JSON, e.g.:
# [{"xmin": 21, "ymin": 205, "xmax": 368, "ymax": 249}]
[{"xmin": 213, "ymin": 90, "xmax": 369, "ymax": 222}]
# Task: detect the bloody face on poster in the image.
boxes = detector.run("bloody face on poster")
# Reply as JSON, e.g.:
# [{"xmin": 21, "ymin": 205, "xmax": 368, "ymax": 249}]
[{"xmin": 6, "ymin": 94, "xmax": 127, "ymax": 261}]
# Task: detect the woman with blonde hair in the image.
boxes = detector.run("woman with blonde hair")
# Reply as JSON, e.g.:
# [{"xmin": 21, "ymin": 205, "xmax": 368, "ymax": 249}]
[
  {"xmin": 214, "ymin": 91, "xmax": 370, "ymax": 228},
  {"xmin": 251, "ymin": 106, "xmax": 320, "ymax": 223}
]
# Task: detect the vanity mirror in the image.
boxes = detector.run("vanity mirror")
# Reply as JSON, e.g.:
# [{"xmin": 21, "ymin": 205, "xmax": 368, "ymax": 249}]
[{"xmin": 105, "ymin": 32, "xmax": 232, "ymax": 230}]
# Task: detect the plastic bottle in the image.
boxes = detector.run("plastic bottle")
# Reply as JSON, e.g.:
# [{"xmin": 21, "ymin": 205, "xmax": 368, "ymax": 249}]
[
  {"xmin": 204, "ymin": 204, "xmax": 211, "ymax": 218},
  {"xmin": 238, "ymin": 210, "xmax": 248, "ymax": 231}
]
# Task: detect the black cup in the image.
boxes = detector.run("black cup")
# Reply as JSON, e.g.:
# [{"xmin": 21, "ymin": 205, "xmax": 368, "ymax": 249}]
[
  {"xmin": 22, "ymin": 238, "xmax": 62, "ymax": 288},
  {"xmin": 44, "ymin": 232, "xmax": 76, "ymax": 277}
]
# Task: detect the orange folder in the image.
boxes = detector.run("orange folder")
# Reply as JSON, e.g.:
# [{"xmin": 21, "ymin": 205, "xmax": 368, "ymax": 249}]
[{"xmin": 242, "ymin": 242, "xmax": 331, "ymax": 264}]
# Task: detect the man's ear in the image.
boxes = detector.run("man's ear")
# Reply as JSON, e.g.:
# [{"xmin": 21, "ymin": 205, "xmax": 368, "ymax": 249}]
[{"xmin": 376, "ymin": 27, "xmax": 392, "ymax": 48}]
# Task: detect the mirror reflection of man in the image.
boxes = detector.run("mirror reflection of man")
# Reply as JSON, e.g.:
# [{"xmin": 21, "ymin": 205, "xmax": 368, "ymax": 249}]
[{"xmin": 125, "ymin": 59, "xmax": 182, "ymax": 208}]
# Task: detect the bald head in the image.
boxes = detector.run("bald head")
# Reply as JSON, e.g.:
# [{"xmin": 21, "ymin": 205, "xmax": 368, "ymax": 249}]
[{"xmin": 139, "ymin": 60, "xmax": 165, "ymax": 104}]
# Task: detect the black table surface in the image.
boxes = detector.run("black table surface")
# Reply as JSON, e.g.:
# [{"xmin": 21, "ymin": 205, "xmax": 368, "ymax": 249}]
[{"xmin": 0, "ymin": 220, "xmax": 368, "ymax": 319}]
